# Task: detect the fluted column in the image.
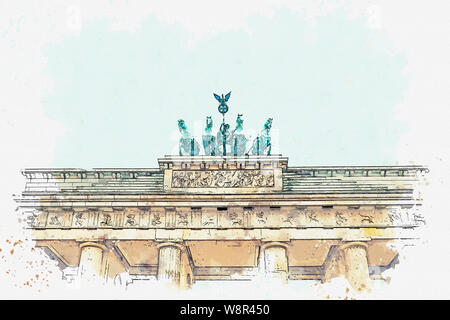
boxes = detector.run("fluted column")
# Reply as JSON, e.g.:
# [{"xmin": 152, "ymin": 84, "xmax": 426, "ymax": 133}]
[
  {"xmin": 78, "ymin": 242, "xmax": 107, "ymax": 280},
  {"xmin": 157, "ymin": 243, "xmax": 183, "ymax": 285},
  {"xmin": 340, "ymin": 242, "xmax": 371, "ymax": 291},
  {"xmin": 260, "ymin": 243, "xmax": 289, "ymax": 283}
]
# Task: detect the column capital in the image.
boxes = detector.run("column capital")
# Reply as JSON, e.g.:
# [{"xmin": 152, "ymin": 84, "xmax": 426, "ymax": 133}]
[
  {"xmin": 339, "ymin": 241, "xmax": 369, "ymax": 251},
  {"xmin": 79, "ymin": 241, "xmax": 107, "ymax": 251},
  {"xmin": 260, "ymin": 241, "xmax": 290, "ymax": 251},
  {"xmin": 157, "ymin": 242, "xmax": 185, "ymax": 252}
]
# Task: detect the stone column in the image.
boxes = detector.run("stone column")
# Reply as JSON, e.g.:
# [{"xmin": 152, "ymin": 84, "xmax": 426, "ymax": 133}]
[
  {"xmin": 179, "ymin": 250, "xmax": 195, "ymax": 289},
  {"xmin": 340, "ymin": 242, "xmax": 371, "ymax": 291},
  {"xmin": 260, "ymin": 244, "xmax": 289, "ymax": 283},
  {"xmin": 78, "ymin": 242, "xmax": 107, "ymax": 280},
  {"xmin": 157, "ymin": 244, "xmax": 182, "ymax": 284}
]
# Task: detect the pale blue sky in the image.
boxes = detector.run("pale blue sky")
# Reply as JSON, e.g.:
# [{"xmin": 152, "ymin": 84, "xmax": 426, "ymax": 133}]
[{"xmin": 43, "ymin": 8, "xmax": 406, "ymax": 168}]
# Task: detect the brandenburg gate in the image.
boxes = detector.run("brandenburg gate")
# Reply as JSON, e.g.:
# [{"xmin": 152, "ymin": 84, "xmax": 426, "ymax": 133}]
[{"xmin": 15, "ymin": 93, "xmax": 427, "ymax": 292}]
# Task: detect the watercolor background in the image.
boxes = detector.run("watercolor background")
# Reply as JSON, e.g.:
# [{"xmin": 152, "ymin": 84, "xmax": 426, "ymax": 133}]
[{"xmin": 0, "ymin": 0, "xmax": 449, "ymax": 299}]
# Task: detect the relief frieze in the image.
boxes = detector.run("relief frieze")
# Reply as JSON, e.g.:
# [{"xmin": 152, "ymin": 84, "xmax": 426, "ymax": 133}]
[
  {"xmin": 26, "ymin": 212, "xmax": 39, "ymax": 227},
  {"xmin": 335, "ymin": 212, "xmax": 348, "ymax": 226},
  {"xmin": 26, "ymin": 206, "xmax": 425, "ymax": 229},
  {"xmin": 125, "ymin": 213, "xmax": 138, "ymax": 227},
  {"xmin": 171, "ymin": 169, "xmax": 274, "ymax": 188},
  {"xmin": 99, "ymin": 213, "xmax": 113, "ymax": 227},
  {"xmin": 386, "ymin": 207, "xmax": 425, "ymax": 226},
  {"xmin": 46, "ymin": 211, "xmax": 71, "ymax": 228},
  {"xmin": 24, "ymin": 210, "xmax": 42, "ymax": 228},
  {"xmin": 176, "ymin": 212, "xmax": 191, "ymax": 227},
  {"xmin": 73, "ymin": 212, "xmax": 88, "ymax": 227},
  {"xmin": 151, "ymin": 212, "xmax": 164, "ymax": 227}
]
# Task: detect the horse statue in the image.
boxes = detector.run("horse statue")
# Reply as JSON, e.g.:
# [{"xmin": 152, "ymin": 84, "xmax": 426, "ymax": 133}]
[
  {"xmin": 251, "ymin": 118, "xmax": 273, "ymax": 155},
  {"xmin": 202, "ymin": 116, "xmax": 216, "ymax": 156},
  {"xmin": 232, "ymin": 114, "xmax": 248, "ymax": 156},
  {"xmin": 178, "ymin": 119, "xmax": 200, "ymax": 156}
]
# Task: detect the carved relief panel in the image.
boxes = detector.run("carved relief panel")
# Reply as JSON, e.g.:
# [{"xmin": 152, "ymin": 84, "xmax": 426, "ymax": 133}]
[{"xmin": 164, "ymin": 168, "xmax": 282, "ymax": 193}]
